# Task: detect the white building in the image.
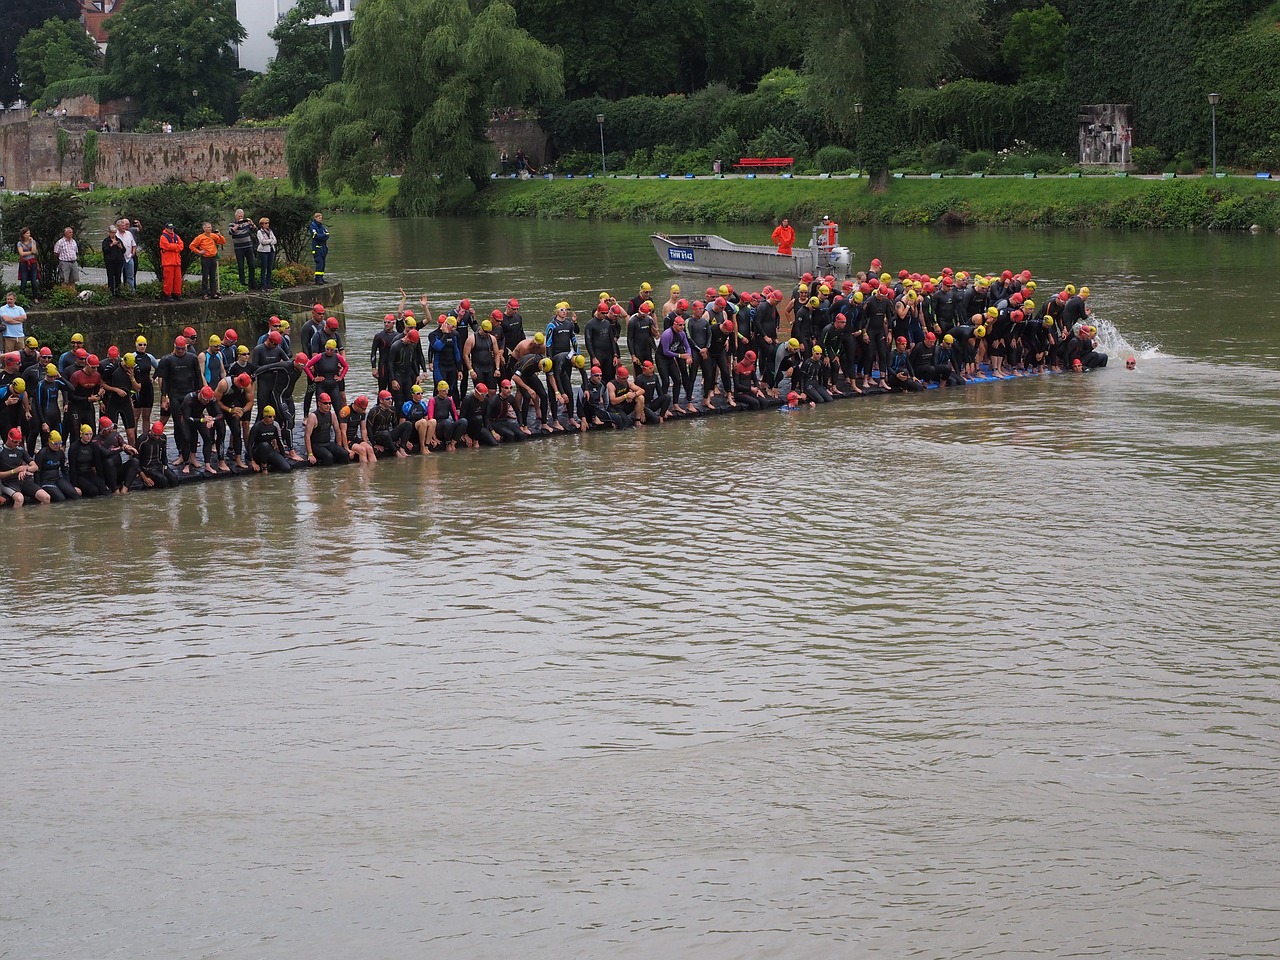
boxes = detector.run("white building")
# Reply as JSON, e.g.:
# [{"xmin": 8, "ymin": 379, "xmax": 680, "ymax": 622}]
[
  {"xmin": 236, "ymin": 0, "xmax": 303, "ymax": 73},
  {"xmin": 307, "ymin": 0, "xmax": 360, "ymax": 55}
]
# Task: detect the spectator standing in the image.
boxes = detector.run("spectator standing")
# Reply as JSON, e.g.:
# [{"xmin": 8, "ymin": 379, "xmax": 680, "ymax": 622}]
[
  {"xmin": 308, "ymin": 212, "xmax": 330, "ymax": 285},
  {"xmin": 189, "ymin": 222, "xmax": 227, "ymax": 300},
  {"xmin": 16, "ymin": 228, "xmax": 39, "ymax": 302},
  {"xmin": 101, "ymin": 225, "xmax": 126, "ymax": 297},
  {"xmin": 53, "ymin": 227, "xmax": 80, "ymax": 285},
  {"xmin": 159, "ymin": 224, "xmax": 185, "ymax": 300},
  {"xmin": 229, "ymin": 209, "xmax": 257, "ymax": 289},
  {"xmin": 1, "ymin": 293, "xmax": 27, "ymax": 352},
  {"xmin": 257, "ymin": 218, "xmax": 278, "ymax": 292},
  {"xmin": 116, "ymin": 219, "xmax": 137, "ymax": 291}
]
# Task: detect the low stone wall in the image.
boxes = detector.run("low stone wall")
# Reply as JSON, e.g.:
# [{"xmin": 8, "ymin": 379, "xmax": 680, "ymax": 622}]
[
  {"xmin": 22, "ymin": 283, "xmax": 344, "ymax": 353},
  {"xmin": 487, "ymin": 118, "xmax": 551, "ymax": 168}
]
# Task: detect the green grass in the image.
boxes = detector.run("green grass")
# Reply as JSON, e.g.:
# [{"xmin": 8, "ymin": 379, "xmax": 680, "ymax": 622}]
[
  {"xmin": 84, "ymin": 176, "xmax": 402, "ymax": 214},
  {"xmin": 459, "ymin": 175, "xmax": 1280, "ymax": 231}
]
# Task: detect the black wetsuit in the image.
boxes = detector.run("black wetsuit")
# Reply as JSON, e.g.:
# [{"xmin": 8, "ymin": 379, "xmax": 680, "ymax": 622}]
[
  {"xmin": 307, "ymin": 408, "xmax": 346, "ymax": 465},
  {"xmin": 34, "ymin": 443, "xmax": 78, "ymax": 501},
  {"xmin": 67, "ymin": 437, "xmax": 108, "ymax": 496},
  {"xmin": 249, "ymin": 419, "xmax": 291, "ymax": 472},
  {"xmin": 137, "ymin": 433, "xmax": 179, "ymax": 487}
]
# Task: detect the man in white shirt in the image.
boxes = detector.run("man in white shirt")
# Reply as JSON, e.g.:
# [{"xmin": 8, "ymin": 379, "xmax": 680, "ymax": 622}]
[
  {"xmin": 117, "ymin": 218, "xmax": 137, "ymax": 290},
  {"xmin": 53, "ymin": 227, "xmax": 80, "ymax": 285}
]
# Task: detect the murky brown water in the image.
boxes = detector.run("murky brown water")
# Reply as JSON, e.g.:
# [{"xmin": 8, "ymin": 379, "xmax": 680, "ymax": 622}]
[{"xmin": 4, "ymin": 217, "xmax": 1280, "ymax": 959}]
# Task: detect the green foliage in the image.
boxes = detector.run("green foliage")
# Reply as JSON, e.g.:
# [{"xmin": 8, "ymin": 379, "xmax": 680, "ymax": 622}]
[
  {"xmin": 288, "ymin": 0, "xmax": 564, "ymax": 216},
  {"xmin": 513, "ymin": 0, "xmax": 802, "ymax": 98},
  {"xmin": 1197, "ymin": 12, "xmax": 1280, "ymax": 169},
  {"xmin": 15, "ymin": 17, "xmax": 101, "ymax": 102},
  {"xmin": 900, "ymin": 78, "xmax": 1074, "ymax": 154},
  {"xmin": 816, "ymin": 145, "xmax": 857, "ymax": 173},
  {"xmin": 466, "ymin": 174, "xmax": 1280, "ymax": 232},
  {"xmin": 0, "ymin": 190, "xmax": 87, "ymax": 281},
  {"xmin": 103, "ymin": 0, "xmax": 246, "ymax": 126},
  {"xmin": 55, "ymin": 128, "xmax": 70, "ymax": 172},
  {"xmin": 82, "ymin": 129, "xmax": 99, "ymax": 184},
  {"xmin": 119, "ymin": 181, "xmax": 220, "ymax": 275},
  {"xmin": 239, "ymin": 0, "xmax": 331, "ymax": 119},
  {"xmin": 1131, "ymin": 146, "xmax": 1164, "ymax": 175},
  {"xmin": 1002, "ymin": 5, "xmax": 1067, "ymax": 80},
  {"xmin": 0, "ymin": 0, "xmax": 79, "ymax": 103},
  {"xmin": 539, "ymin": 70, "xmax": 820, "ymax": 162},
  {"xmin": 33, "ymin": 74, "xmax": 106, "ymax": 111}
]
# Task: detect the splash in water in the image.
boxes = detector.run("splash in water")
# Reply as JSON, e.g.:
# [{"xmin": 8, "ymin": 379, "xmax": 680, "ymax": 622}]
[{"xmin": 1090, "ymin": 316, "xmax": 1162, "ymax": 360}]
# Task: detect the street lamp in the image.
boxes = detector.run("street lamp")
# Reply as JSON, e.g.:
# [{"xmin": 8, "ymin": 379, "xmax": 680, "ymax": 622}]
[
  {"xmin": 596, "ymin": 113, "xmax": 606, "ymax": 176},
  {"xmin": 853, "ymin": 102, "xmax": 864, "ymax": 177},
  {"xmin": 1207, "ymin": 93, "xmax": 1220, "ymax": 177}
]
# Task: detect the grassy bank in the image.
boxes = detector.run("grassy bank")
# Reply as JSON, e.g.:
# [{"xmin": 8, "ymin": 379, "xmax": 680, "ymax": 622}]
[
  {"xmin": 84, "ymin": 175, "xmax": 402, "ymax": 214},
  {"xmin": 459, "ymin": 175, "xmax": 1280, "ymax": 231}
]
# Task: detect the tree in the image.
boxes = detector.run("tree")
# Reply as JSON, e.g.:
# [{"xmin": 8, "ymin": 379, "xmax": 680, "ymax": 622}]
[
  {"xmin": 103, "ymin": 0, "xmax": 246, "ymax": 127},
  {"xmin": 1, "ymin": 190, "xmax": 87, "ymax": 283},
  {"xmin": 0, "ymin": 0, "xmax": 79, "ymax": 104},
  {"xmin": 16, "ymin": 18, "xmax": 102, "ymax": 103},
  {"xmin": 794, "ymin": 0, "xmax": 983, "ymax": 189},
  {"xmin": 288, "ymin": 0, "xmax": 564, "ymax": 216},
  {"xmin": 1002, "ymin": 4, "xmax": 1067, "ymax": 80},
  {"xmin": 240, "ymin": 0, "xmax": 331, "ymax": 119}
]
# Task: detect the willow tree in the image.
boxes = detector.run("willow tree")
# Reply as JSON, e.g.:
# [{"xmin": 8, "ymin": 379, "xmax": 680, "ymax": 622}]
[
  {"xmin": 796, "ymin": 0, "xmax": 982, "ymax": 189},
  {"xmin": 287, "ymin": 0, "xmax": 564, "ymax": 215}
]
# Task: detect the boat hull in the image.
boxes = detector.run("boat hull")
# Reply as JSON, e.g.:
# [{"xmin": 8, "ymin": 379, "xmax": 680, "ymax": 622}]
[{"xmin": 652, "ymin": 233, "xmax": 851, "ymax": 281}]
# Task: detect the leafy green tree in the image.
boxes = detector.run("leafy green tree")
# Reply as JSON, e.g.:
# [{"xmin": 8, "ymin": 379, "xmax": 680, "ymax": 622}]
[
  {"xmin": 120, "ymin": 181, "xmax": 219, "ymax": 275},
  {"xmin": 1002, "ymin": 4, "xmax": 1067, "ymax": 80},
  {"xmin": 240, "ymin": 0, "xmax": 331, "ymax": 119},
  {"xmin": 1, "ymin": 190, "xmax": 88, "ymax": 282},
  {"xmin": 16, "ymin": 18, "xmax": 102, "ymax": 103},
  {"xmin": 103, "ymin": 0, "xmax": 246, "ymax": 127},
  {"xmin": 0, "ymin": 0, "xmax": 78, "ymax": 104},
  {"xmin": 794, "ymin": 0, "xmax": 983, "ymax": 189},
  {"xmin": 288, "ymin": 0, "xmax": 563, "ymax": 216}
]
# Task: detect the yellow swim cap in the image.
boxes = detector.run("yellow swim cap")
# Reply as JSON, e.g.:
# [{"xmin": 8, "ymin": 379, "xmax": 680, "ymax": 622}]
[
  {"xmin": 818, "ymin": 285, "xmax": 830, "ymax": 295},
  {"xmin": 572, "ymin": 354, "xmax": 586, "ymax": 368},
  {"xmin": 25, "ymin": 336, "xmax": 38, "ymax": 348},
  {"xmin": 436, "ymin": 380, "xmax": 450, "ymax": 392},
  {"xmin": 787, "ymin": 338, "xmax": 800, "ymax": 349},
  {"xmin": 123, "ymin": 354, "xmax": 136, "ymax": 368},
  {"xmin": 718, "ymin": 285, "xmax": 730, "ymax": 296},
  {"xmin": 853, "ymin": 292, "xmax": 864, "ymax": 303},
  {"xmin": 670, "ymin": 284, "xmax": 680, "ymax": 293},
  {"xmin": 1065, "ymin": 284, "xmax": 1077, "ymax": 295},
  {"xmin": 812, "ymin": 345, "xmax": 823, "ymax": 356},
  {"xmin": 539, "ymin": 357, "xmax": 553, "ymax": 372},
  {"xmin": 11, "ymin": 377, "xmax": 25, "ymax": 393},
  {"xmin": 943, "ymin": 334, "xmax": 954, "ymax": 345},
  {"xmin": 975, "ymin": 325, "xmax": 987, "ymax": 338},
  {"xmin": 263, "ymin": 405, "xmax": 276, "ymax": 416},
  {"xmin": 555, "ymin": 301, "xmax": 570, "ymax": 310},
  {"xmin": 481, "ymin": 319, "xmax": 493, "ymax": 332},
  {"xmin": 48, "ymin": 430, "xmax": 62, "ymax": 444},
  {"xmin": 45, "ymin": 363, "xmax": 58, "ymax": 375},
  {"xmin": 640, "ymin": 282, "xmax": 652, "ymax": 292},
  {"xmin": 599, "ymin": 292, "xmax": 611, "ymax": 301},
  {"xmin": 325, "ymin": 339, "xmax": 337, "ymax": 349},
  {"xmin": 807, "ymin": 297, "xmax": 820, "ymax": 307},
  {"xmin": 410, "ymin": 385, "xmax": 423, "ymax": 395},
  {"xmin": 533, "ymin": 332, "xmax": 545, "ymax": 345},
  {"xmin": 208, "ymin": 334, "xmax": 222, "ymax": 347},
  {"xmin": 986, "ymin": 307, "xmax": 999, "ymax": 318}
]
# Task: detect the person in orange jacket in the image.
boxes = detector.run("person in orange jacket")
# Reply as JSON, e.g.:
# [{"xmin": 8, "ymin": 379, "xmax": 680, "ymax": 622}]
[
  {"xmin": 159, "ymin": 224, "xmax": 185, "ymax": 300},
  {"xmin": 189, "ymin": 222, "xmax": 227, "ymax": 300},
  {"xmin": 771, "ymin": 217, "xmax": 795, "ymax": 256}
]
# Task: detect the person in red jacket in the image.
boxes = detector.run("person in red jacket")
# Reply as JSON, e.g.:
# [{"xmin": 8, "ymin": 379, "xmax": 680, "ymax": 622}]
[
  {"xmin": 771, "ymin": 217, "xmax": 795, "ymax": 256},
  {"xmin": 160, "ymin": 224, "xmax": 185, "ymax": 300}
]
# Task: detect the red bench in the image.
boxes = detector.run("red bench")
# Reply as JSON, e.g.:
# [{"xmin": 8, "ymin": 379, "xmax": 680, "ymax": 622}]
[{"xmin": 733, "ymin": 157, "xmax": 794, "ymax": 172}]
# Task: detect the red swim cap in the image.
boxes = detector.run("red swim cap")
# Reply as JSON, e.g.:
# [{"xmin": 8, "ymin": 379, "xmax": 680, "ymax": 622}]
[
  {"xmin": 896, "ymin": 336, "xmax": 908, "ymax": 345},
  {"xmin": 294, "ymin": 352, "xmax": 308, "ymax": 363},
  {"xmin": 318, "ymin": 392, "xmax": 331, "ymax": 404},
  {"xmin": 235, "ymin": 373, "xmax": 251, "ymax": 388},
  {"xmin": 642, "ymin": 360, "xmax": 654, "ymax": 370},
  {"xmin": 173, "ymin": 337, "xmax": 187, "ymax": 348},
  {"xmin": 151, "ymin": 421, "xmax": 165, "ymax": 435},
  {"xmin": 721, "ymin": 319, "xmax": 736, "ymax": 333},
  {"xmin": 787, "ymin": 391, "xmax": 800, "ymax": 403},
  {"xmin": 199, "ymin": 386, "xmax": 214, "ymax": 402},
  {"xmin": 924, "ymin": 331, "xmax": 937, "ymax": 343},
  {"xmin": 312, "ymin": 303, "xmax": 324, "ymax": 313},
  {"xmin": 106, "ymin": 346, "xmax": 119, "ymax": 359},
  {"xmin": 325, "ymin": 317, "xmax": 339, "ymax": 329},
  {"xmin": 378, "ymin": 390, "xmax": 392, "ymax": 400},
  {"xmin": 268, "ymin": 332, "xmax": 282, "ymax": 345},
  {"xmin": 460, "ymin": 299, "xmax": 471, "ymax": 310},
  {"xmin": 507, "ymin": 298, "xmax": 519, "ymax": 309},
  {"xmin": 676, "ymin": 299, "xmax": 688, "ymax": 311},
  {"xmin": 183, "ymin": 326, "xmax": 196, "ymax": 339},
  {"xmin": 86, "ymin": 354, "xmax": 100, "ymax": 365},
  {"xmin": 225, "ymin": 329, "xmax": 238, "ymax": 342},
  {"xmin": 490, "ymin": 309, "xmax": 502, "ymax": 320},
  {"xmin": 474, "ymin": 383, "xmax": 488, "ymax": 394},
  {"xmin": 406, "ymin": 330, "xmax": 420, "ymax": 342},
  {"xmin": 98, "ymin": 416, "xmax": 113, "ymax": 428}
]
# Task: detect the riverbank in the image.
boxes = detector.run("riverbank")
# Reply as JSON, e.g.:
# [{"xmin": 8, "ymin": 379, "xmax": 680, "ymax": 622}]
[{"xmin": 460, "ymin": 175, "xmax": 1280, "ymax": 231}]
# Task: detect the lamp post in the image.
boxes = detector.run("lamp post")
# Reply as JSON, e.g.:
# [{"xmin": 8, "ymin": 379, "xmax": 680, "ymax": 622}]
[
  {"xmin": 853, "ymin": 102, "xmax": 864, "ymax": 177},
  {"xmin": 596, "ymin": 113, "xmax": 606, "ymax": 176},
  {"xmin": 1207, "ymin": 93, "xmax": 1220, "ymax": 177}
]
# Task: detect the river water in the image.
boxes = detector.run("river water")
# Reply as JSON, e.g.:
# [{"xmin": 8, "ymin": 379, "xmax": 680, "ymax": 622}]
[{"xmin": 4, "ymin": 217, "xmax": 1279, "ymax": 959}]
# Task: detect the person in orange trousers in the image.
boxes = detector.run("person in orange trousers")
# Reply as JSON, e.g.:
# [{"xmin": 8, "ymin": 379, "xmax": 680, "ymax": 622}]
[
  {"xmin": 771, "ymin": 217, "xmax": 795, "ymax": 256},
  {"xmin": 159, "ymin": 224, "xmax": 185, "ymax": 300}
]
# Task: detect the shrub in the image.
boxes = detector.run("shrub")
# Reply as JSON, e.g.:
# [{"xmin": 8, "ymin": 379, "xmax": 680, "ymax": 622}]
[
  {"xmin": 122, "ymin": 181, "xmax": 220, "ymax": 274},
  {"xmin": 1131, "ymin": 146, "xmax": 1164, "ymax": 174},
  {"xmin": 553, "ymin": 151, "xmax": 598, "ymax": 174},
  {"xmin": 270, "ymin": 262, "xmax": 311, "ymax": 289},
  {"xmin": 238, "ymin": 188, "xmax": 318, "ymax": 265},
  {"xmin": 815, "ymin": 145, "xmax": 856, "ymax": 173},
  {"xmin": 962, "ymin": 151, "xmax": 995, "ymax": 173},
  {"xmin": 673, "ymin": 147, "xmax": 714, "ymax": 174},
  {"xmin": 0, "ymin": 191, "xmax": 88, "ymax": 282},
  {"xmin": 921, "ymin": 140, "xmax": 961, "ymax": 170}
]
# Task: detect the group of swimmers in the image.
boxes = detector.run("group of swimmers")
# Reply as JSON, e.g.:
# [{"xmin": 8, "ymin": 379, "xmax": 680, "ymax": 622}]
[{"xmin": 0, "ymin": 261, "xmax": 1113, "ymax": 508}]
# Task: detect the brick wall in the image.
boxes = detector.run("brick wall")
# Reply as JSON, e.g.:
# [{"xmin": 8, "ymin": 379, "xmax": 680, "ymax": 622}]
[{"xmin": 0, "ymin": 121, "xmax": 288, "ymax": 191}]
